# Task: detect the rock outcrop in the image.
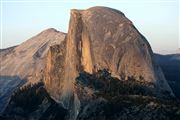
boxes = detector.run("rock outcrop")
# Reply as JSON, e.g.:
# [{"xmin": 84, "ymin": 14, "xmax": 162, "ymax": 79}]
[{"xmin": 43, "ymin": 6, "xmax": 174, "ymax": 119}]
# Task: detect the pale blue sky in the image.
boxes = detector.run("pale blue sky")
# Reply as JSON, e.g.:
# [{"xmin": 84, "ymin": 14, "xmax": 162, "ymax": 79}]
[{"xmin": 0, "ymin": 0, "xmax": 179, "ymax": 54}]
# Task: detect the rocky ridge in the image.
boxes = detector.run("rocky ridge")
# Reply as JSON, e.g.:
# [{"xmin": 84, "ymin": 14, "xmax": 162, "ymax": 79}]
[{"xmin": 0, "ymin": 28, "xmax": 66, "ymax": 114}]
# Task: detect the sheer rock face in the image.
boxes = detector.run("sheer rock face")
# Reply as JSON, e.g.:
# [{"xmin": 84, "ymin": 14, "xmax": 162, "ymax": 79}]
[
  {"xmin": 43, "ymin": 6, "xmax": 174, "ymax": 117},
  {"xmin": 44, "ymin": 41, "xmax": 66, "ymax": 101}
]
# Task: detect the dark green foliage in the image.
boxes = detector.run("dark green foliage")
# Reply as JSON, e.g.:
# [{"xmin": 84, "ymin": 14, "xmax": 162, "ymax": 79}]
[
  {"xmin": 102, "ymin": 95, "xmax": 180, "ymax": 120},
  {"xmin": 76, "ymin": 69, "xmax": 180, "ymax": 120},
  {"xmin": 39, "ymin": 101, "xmax": 67, "ymax": 120},
  {"xmin": 76, "ymin": 69, "xmax": 154, "ymax": 98},
  {"xmin": 9, "ymin": 82, "xmax": 47, "ymax": 113},
  {"xmin": 3, "ymin": 82, "xmax": 67, "ymax": 120}
]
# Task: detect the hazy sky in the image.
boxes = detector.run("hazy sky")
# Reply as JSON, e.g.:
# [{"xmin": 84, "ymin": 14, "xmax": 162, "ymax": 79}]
[{"xmin": 0, "ymin": 0, "xmax": 179, "ymax": 54}]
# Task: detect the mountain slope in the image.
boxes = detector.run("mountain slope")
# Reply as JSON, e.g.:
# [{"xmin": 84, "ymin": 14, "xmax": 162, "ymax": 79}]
[
  {"xmin": 0, "ymin": 28, "xmax": 65, "ymax": 83},
  {"xmin": 154, "ymin": 53, "xmax": 180, "ymax": 98},
  {"xmin": 0, "ymin": 28, "xmax": 66, "ymax": 114}
]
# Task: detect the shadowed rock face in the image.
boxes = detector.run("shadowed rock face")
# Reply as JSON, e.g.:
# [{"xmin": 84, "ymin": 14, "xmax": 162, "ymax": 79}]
[
  {"xmin": 0, "ymin": 76, "xmax": 26, "ymax": 114},
  {"xmin": 43, "ymin": 6, "xmax": 174, "ymax": 119}
]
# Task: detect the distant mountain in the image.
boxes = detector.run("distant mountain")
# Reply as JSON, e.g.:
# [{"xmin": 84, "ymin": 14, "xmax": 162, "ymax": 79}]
[
  {"xmin": 154, "ymin": 53, "xmax": 180, "ymax": 99},
  {"xmin": 0, "ymin": 28, "xmax": 66, "ymax": 113}
]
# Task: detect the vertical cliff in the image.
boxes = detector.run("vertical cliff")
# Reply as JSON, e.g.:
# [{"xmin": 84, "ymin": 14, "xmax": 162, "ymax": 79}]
[
  {"xmin": 44, "ymin": 42, "xmax": 66, "ymax": 101},
  {"xmin": 62, "ymin": 10, "xmax": 82, "ymax": 101},
  {"xmin": 44, "ymin": 6, "xmax": 174, "ymax": 120}
]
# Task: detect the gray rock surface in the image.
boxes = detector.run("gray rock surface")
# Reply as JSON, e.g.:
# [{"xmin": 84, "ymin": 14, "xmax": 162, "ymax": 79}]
[
  {"xmin": 44, "ymin": 6, "xmax": 173, "ymax": 101},
  {"xmin": 0, "ymin": 28, "xmax": 66, "ymax": 114},
  {"xmin": 0, "ymin": 28, "xmax": 65, "ymax": 83}
]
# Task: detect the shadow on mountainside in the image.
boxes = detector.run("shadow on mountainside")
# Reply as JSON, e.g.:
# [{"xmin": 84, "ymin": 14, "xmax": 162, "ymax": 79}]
[
  {"xmin": 0, "ymin": 76, "xmax": 26, "ymax": 114},
  {"xmin": 154, "ymin": 53, "xmax": 180, "ymax": 99}
]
